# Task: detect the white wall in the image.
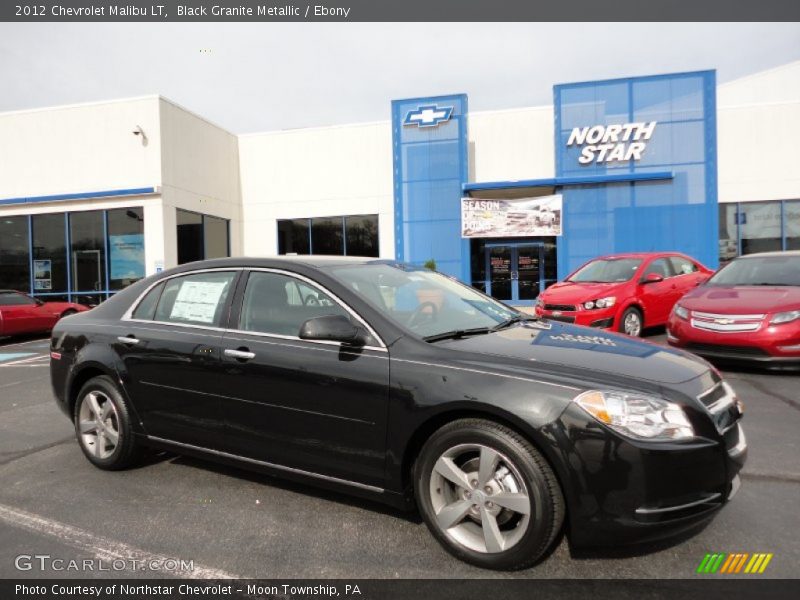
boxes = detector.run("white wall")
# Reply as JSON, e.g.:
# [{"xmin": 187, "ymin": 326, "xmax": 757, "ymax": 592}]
[
  {"xmin": 238, "ymin": 121, "xmax": 394, "ymax": 257},
  {"xmin": 159, "ymin": 98, "xmax": 243, "ymax": 258},
  {"xmin": 0, "ymin": 97, "xmax": 161, "ymax": 199},
  {"xmin": 468, "ymin": 106, "xmax": 555, "ymax": 182},
  {"xmin": 717, "ymin": 61, "xmax": 800, "ymax": 203}
]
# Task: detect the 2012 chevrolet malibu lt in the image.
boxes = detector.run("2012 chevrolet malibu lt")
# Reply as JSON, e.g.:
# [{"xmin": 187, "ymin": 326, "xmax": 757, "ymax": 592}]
[{"xmin": 50, "ymin": 257, "xmax": 746, "ymax": 570}]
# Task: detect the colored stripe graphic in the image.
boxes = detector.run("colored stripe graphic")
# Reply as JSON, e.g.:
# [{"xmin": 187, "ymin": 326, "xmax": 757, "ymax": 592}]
[{"xmin": 699, "ymin": 552, "xmax": 773, "ymax": 574}]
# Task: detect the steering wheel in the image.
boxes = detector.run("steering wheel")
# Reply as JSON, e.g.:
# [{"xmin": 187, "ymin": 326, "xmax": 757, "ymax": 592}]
[{"xmin": 407, "ymin": 301, "xmax": 439, "ymax": 330}]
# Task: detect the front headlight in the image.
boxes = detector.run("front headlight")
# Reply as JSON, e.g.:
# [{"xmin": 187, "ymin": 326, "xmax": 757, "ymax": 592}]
[
  {"xmin": 583, "ymin": 296, "xmax": 616, "ymax": 310},
  {"xmin": 770, "ymin": 310, "xmax": 800, "ymax": 325},
  {"xmin": 574, "ymin": 390, "xmax": 694, "ymax": 441},
  {"xmin": 674, "ymin": 304, "xmax": 690, "ymax": 320}
]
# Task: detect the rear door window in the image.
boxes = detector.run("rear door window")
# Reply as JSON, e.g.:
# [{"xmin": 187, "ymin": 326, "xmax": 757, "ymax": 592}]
[
  {"xmin": 669, "ymin": 256, "xmax": 699, "ymax": 276},
  {"xmin": 152, "ymin": 272, "xmax": 236, "ymax": 327},
  {"xmin": 642, "ymin": 258, "xmax": 675, "ymax": 279}
]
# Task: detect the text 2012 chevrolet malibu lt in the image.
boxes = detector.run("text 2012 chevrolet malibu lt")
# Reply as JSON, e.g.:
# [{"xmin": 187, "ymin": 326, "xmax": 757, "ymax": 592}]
[{"xmin": 50, "ymin": 257, "xmax": 746, "ymax": 570}]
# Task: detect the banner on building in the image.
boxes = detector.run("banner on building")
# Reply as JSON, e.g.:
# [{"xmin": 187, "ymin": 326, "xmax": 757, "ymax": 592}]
[{"xmin": 461, "ymin": 194, "xmax": 563, "ymax": 238}]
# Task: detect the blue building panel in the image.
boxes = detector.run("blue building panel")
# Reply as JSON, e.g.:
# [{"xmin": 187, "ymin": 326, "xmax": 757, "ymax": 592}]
[
  {"xmin": 554, "ymin": 70, "xmax": 719, "ymax": 278},
  {"xmin": 392, "ymin": 94, "xmax": 469, "ymax": 281}
]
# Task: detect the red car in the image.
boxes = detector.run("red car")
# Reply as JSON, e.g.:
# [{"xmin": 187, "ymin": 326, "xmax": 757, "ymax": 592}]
[
  {"xmin": 0, "ymin": 290, "xmax": 89, "ymax": 338},
  {"xmin": 535, "ymin": 252, "xmax": 712, "ymax": 336},
  {"xmin": 668, "ymin": 251, "xmax": 800, "ymax": 367}
]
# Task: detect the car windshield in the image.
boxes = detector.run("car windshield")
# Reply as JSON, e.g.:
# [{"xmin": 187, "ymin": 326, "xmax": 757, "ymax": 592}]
[
  {"xmin": 0, "ymin": 292, "xmax": 35, "ymax": 306},
  {"xmin": 329, "ymin": 263, "xmax": 519, "ymax": 339},
  {"xmin": 568, "ymin": 258, "xmax": 642, "ymax": 283},
  {"xmin": 706, "ymin": 255, "xmax": 800, "ymax": 287}
]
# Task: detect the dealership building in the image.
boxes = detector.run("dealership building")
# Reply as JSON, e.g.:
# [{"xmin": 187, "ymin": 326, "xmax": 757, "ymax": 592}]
[{"xmin": 1, "ymin": 61, "xmax": 798, "ymax": 307}]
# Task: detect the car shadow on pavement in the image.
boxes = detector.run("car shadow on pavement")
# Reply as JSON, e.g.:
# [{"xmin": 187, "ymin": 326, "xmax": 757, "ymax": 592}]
[{"xmin": 151, "ymin": 451, "xmax": 424, "ymax": 525}]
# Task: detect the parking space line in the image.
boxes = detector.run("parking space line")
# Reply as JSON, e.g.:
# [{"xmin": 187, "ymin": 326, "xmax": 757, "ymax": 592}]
[
  {"xmin": 0, "ymin": 503, "xmax": 240, "ymax": 579},
  {"xmin": 0, "ymin": 354, "xmax": 48, "ymax": 367}
]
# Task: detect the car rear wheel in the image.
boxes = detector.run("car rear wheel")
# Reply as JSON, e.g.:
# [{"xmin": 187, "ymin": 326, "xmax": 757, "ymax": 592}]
[
  {"xmin": 414, "ymin": 418, "xmax": 564, "ymax": 570},
  {"xmin": 74, "ymin": 375, "xmax": 141, "ymax": 470},
  {"xmin": 619, "ymin": 306, "xmax": 643, "ymax": 337},
  {"xmin": 60, "ymin": 309, "xmax": 77, "ymax": 319}
]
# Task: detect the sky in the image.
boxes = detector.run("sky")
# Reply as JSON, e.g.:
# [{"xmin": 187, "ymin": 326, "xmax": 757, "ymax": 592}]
[{"xmin": 1, "ymin": 22, "xmax": 799, "ymax": 133}]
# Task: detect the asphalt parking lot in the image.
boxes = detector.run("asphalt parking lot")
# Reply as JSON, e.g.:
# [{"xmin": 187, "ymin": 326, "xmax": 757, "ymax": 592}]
[{"xmin": 0, "ymin": 332, "xmax": 798, "ymax": 580}]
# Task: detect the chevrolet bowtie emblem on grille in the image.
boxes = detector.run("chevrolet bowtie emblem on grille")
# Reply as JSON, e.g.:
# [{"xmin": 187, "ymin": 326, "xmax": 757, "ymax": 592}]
[
  {"xmin": 404, "ymin": 105, "xmax": 453, "ymax": 128},
  {"xmin": 714, "ymin": 318, "xmax": 735, "ymax": 325}
]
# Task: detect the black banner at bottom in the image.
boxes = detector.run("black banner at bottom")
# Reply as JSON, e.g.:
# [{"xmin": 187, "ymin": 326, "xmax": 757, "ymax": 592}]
[{"xmin": 4, "ymin": 579, "xmax": 800, "ymax": 600}]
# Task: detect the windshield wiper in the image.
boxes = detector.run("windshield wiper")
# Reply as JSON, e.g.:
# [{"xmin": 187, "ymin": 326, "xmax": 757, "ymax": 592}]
[
  {"xmin": 423, "ymin": 328, "xmax": 491, "ymax": 343},
  {"xmin": 491, "ymin": 314, "xmax": 538, "ymax": 332}
]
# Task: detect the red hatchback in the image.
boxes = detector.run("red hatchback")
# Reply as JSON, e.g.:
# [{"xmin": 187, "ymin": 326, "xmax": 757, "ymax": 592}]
[
  {"xmin": 0, "ymin": 290, "xmax": 88, "ymax": 338},
  {"xmin": 535, "ymin": 252, "xmax": 712, "ymax": 336},
  {"xmin": 668, "ymin": 251, "xmax": 800, "ymax": 367}
]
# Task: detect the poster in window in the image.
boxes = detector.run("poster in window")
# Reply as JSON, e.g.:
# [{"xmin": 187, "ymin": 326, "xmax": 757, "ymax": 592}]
[
  {"xmin": 109, "ymin": 234, "xmax": 145, "ymax": 282},
  {"xmin": 461, "ymin": 195, "xmax": 563, "ymax": 238},
  {"xmin": 33, "ymin": 259, "xmax": 52, "ymax": 290}
]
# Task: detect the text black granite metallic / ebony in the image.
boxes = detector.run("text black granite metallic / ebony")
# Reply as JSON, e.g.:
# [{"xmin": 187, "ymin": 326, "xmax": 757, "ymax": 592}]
[{"xmin": 50, "ymin": 257, "xmax": 746, "ymax": 570}]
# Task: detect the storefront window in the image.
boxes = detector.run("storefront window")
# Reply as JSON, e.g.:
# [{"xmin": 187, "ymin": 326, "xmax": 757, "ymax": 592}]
[
  {"xmin": 739, "ymin": 201, "xmax": 782, "ymax": 255},
  {"xmin": 177, "ymin": 209, "xmax": 204, "ymax": 264},
  {"xmin": 31, "ymin": 213, "xmax": 67, "ymax": 295},
  {"xmin": 69, "ymin": 211, "xmax": 106, "ymax": 294},
  {"xmin": 344, "ymin": 215, "xmax": 378, "ymax": 257},
  {"xmin": 108, "ymin": 207, "xmax": 145, "ymax": 290},
  {"xmin": 277, "ymin": 219, "xmax": 311, "ymax": 254},
  {"xmin": 277, "ymin": 215, "xmax": 378, "ymax": 257},
  {"xmin": 204, "ymin": 216, "xmax": 230, "ymax": 259},
  {"xmin": 311, "ymin": 217, "xmax": 344, "ymax": 255},
  {"xmin": 0, "ymin": 216, "xmax": 31, "ymax": 292},
  {"xmin": 786, "ymin": 201, "xmax": 800, "ymax": 251}
]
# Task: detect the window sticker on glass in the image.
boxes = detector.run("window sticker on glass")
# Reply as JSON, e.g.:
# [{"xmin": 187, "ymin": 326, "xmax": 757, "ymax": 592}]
[{"xmin": 170, "ymin": 281, "xmax": 228, "ymax": 323}]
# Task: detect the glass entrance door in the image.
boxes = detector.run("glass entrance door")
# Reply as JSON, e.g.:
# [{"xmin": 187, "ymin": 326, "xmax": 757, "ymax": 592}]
[{"xmin": 484, "ymin": 243, "xmax": 544, "ymax": 305}]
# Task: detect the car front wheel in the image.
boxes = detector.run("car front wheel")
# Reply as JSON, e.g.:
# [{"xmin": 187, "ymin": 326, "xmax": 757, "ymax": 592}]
[
  {"xmin": 414, "ymin": 418, "xmax": 564, "ymax": 570},
  {"xmin": 74, "ymin": 375, "xmax": 141, "ymax": 470},
  {"xmin": 619, "ymin": 306, "xmax": 643, "ymax": 337}
]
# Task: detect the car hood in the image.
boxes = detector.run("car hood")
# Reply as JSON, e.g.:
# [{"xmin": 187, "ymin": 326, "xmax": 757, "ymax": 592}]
[
  {"xmin": 438, "ymin": 320, "xmax": 710, "ymax": 386},
  {"xmin": 679, "ymin": 285, "xmax": 800, "ymax": 314},
  {"xmin": 540, "ymin": 281, "xmax": 626, "ymax": 305}
]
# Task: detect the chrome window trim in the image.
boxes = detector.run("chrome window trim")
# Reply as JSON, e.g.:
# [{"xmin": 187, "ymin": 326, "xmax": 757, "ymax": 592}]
[
  {"xmin": 145, "ymin": 435, "xmax": 384, "ymax": 493},
  {"xmin": 120, "ymin": 266, "xmax": 388, "ymax": 352}
]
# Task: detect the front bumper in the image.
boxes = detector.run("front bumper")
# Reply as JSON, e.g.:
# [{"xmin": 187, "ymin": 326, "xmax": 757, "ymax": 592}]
[
  {"xmin": 535, "ymin": 305, "xmax": 617, "ymax": 329},
  {"xmin": 667, "ymin": 315, "xmax": 800, "ymax": 368},
  {"xmin": 552, "ymin": 402, "xmax": 746, "ymax": 547}
]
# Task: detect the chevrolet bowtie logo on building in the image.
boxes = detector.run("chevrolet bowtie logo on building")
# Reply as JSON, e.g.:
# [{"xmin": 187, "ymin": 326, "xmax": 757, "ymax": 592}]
[
  {"xmin": 697, "ymin": 552, "xmax": 774, "ymax": 574},
  {"xmin": 404, "ymin": 105, "xmax": 453, "ymax": 128}
]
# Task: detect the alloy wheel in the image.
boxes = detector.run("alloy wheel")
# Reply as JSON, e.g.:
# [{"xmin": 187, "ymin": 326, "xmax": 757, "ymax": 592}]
[
  {"xmin": 78, "ymin": 391, "xmax": 120, "ymax": 459},
  {"xmin": 428, "ymin": 443, "xmax": 531, "ymax": 554},
  {"xmin": 624, "ymin": 311, "xmax": 642, "ymax": 336}
]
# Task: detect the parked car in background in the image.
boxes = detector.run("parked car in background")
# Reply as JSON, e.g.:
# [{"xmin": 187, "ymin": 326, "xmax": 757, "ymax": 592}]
[
  {"xmin": 0, "ymin": 290, "xmax": 88, "ymax": 338},
  {"xmin": 668, "ymin": 251, "xmax": 800, "ymax": 368},
  {"xmin": 535, "ymin": 252, "xmax": 712, "ymax": 336}
]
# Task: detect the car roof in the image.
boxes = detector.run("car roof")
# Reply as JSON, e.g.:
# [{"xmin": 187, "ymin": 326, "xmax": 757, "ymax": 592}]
[
  {"xmin": 736, "ymin": 250, "xmax": 800, "ymax": 259},
  {"xmin": 591, "ymin": 252, "xmax": 683, "ymax": 260},
  {"xmin": 172, "ymin": 255, "xmax": 393, "ymax": 270}
]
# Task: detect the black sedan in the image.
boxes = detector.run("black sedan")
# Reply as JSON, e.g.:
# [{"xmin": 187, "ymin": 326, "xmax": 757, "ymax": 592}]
[{"xmin": 50, "ymin": 257, "xmax": 746, "ymax": 570}]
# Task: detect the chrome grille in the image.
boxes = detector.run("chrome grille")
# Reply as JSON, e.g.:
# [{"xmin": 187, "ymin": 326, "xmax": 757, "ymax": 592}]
[{"xmin": 690, "ymin": 311, "xmax": 764, "ymax": 333}]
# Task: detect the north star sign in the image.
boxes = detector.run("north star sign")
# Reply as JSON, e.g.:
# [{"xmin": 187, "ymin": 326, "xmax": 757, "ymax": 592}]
[
  {"xmin": 404, "ymin": 105, "xmax": 453, "ymax": 128},
  {"xmin": 567, "ymin": 121, "xmax": 657, "ymax": 164}
]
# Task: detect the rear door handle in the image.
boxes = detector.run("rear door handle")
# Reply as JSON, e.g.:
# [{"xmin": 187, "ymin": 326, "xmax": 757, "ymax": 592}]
[
  {"xmin": 117, "ymin": 336, "xmax": 140, "ymax": 345},
  {"xmin": 224, "ymin": 348, "xmax": 255, "ymax": 361}
]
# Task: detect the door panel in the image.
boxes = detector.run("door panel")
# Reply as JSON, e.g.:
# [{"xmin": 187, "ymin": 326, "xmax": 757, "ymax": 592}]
[
  {"xmin": 488, "ymin": 246, "xmax": 512, "ymax": 301},
  {"xmin": 515, "ymin": 245, "xmax": 542, "ymax": 302},
  {"xmin": 115, "ymin": 270, "xmax": 238, "ymax": 448},
  {"xmin": 219, "ymin": 270, "xmax": 390, "ymax": 486}
]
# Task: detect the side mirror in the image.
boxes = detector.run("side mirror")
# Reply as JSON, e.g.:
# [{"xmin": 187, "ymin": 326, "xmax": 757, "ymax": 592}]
[
  {"xmin": 299, "ymin": 315, "xmax": 366, "ymax": 346},
  {"xmin": 641, "ymin": 272, "xmax": 664, "ymax": 284}
]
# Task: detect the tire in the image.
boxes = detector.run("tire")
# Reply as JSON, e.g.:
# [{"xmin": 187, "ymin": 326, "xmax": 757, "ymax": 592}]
[
  {"xmin": 60, "ymin": 309, "xmax": 77, "ymax": 319},
  {"xmin": 618, "ymin": 306, "xmax": 643, "ymax": 337},
  {"xmin": 413, "ymin": 418, "xmax": 565, "ymax": 570},
  {"xmin": 73, "ymin": 375, "xmax": 142, "ymax": 470}
]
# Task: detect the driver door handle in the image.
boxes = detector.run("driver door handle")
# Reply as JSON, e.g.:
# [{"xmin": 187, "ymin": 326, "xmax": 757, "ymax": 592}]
[{"xmin": 224, "ymin": 348, "xmax": 256, "ymax": 361}]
